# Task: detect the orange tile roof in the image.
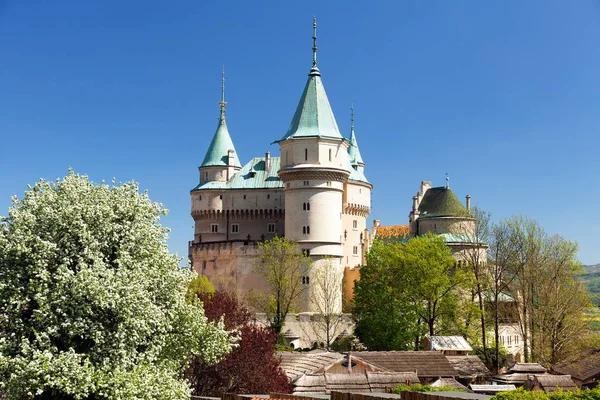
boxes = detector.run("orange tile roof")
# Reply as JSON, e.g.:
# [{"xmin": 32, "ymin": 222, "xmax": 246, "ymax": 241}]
[{"xmin": 376, "ymin": 225, "xmax": 409, "ymax": 239}]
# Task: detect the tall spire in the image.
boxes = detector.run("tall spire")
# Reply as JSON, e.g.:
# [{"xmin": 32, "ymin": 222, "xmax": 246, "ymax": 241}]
[
  {"xmin": 200, "ymin": 67, "xmax": 241, "ymax": 168},
  {"xmin": 347, "ymin": 105, "xmax": 364, "ymax": 166},
  {"xmin": 278, "ymin": 18, "xmax": 342, "ymax": 141},
  {"xmin": 218, "ymin": 65, "xmax": 226, "ymax": 119}
]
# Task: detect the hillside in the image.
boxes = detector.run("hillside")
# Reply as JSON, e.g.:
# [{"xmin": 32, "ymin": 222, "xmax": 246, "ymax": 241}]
[{"xmin": 581, "ymin": 264, "xmax": 600, "ymax": 306}]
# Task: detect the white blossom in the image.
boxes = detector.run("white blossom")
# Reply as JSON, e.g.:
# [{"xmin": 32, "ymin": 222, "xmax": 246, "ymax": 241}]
[{"xmin": 0, "ymin": 171, "xmax": 234, "ymax": 399}]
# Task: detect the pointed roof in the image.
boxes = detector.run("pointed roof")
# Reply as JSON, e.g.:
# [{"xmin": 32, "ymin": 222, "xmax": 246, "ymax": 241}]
[
  {"xmin": 200, "ymin": 117, "xmax": 241, "ymax": 168},
  {"xmin": 278, "ymin": 19, "xmax": 344, "ymax": 142},
  {"xmin": 348, "ymin": 125, "xmax": 364, "ymax": 165},
  {"xmin": 200, "ymin": 68, "xmax": 241, "ymax": 168}
]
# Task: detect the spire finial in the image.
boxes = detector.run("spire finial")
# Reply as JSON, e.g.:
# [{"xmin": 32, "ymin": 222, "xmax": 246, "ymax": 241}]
[
  {"xmin": 445, "ymin": 172, "xmax": 450, "ymax": 189},
  {"xmin": 218, "ymin": 65, "xmax": 227, "ymax": 119},
  {"xmin": 350, "ymin": 104, "xmax": 355, "ymax": 130},
  {"xmin": 312, "ymin": 17, "xmax": 317, "ymax": 67}
]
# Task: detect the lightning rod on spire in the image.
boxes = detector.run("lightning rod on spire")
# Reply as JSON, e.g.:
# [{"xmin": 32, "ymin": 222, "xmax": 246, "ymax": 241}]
[
  {"xmin": 445, "ymin": 172, "xmax": 450, "ymax": 189},
  {"xmin": 312, "ymin": 17, "xmax": 318, "ymax": 67},
  {"xmin": 218, "ymin": 65, "xmax": 227, "ymax": 118},
  {"xmin": 350, "ymin": 104, "xmax": 355, "ymax": 130}
]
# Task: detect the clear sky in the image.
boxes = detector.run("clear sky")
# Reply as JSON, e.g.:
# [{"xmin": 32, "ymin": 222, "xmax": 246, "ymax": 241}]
[{"xmin": 1, "ymin": 1, "xmax": 599, "ymax": 265}]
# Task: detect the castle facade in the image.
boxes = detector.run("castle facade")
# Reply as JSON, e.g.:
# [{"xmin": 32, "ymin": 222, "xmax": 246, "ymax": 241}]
[{"xmin": 189, "ymin": 21, "xmax": 371, "ymax": 315}]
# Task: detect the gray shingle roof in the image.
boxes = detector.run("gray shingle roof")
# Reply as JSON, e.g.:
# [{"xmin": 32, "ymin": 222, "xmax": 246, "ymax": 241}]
[
  {"xmin": 278, "ymin": 351, "xmax": 344, "ymax": 381},
  {"xmin": 446, "ymin": 356, "xmax": 491, "ymax": 379},
  {"xmin": 508, "ymin": 363, "xmax": 547, "ymax": 374},
  {"xmin": 553, "ymin": 352, "xmax": 600, "ymax": 382},
  {"xmin": 529, "ymin": 374, "xmax": 577, "ymax": 392},
  {"xmin": 292, "ymin": 372, "xmax": 420, "ymax": 394},
  {"xmin": 429, "ymin": 336, "xmax": 473, "ymax": 352},
  {"xmin": 350, "ymin": 351, "xmax": 457, "ymax": 378}
]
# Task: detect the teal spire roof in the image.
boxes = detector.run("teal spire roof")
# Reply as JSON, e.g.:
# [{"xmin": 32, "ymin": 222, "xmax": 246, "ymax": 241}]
[
  {"xmin": 347, "ymin": 106, "xmax": 364, "ymax": 165},
  {"xmin": 278, "ymin": 19, "xmax": 344, "ymax": 142},
  {"xmin": 200, "ymin": 68, "xmax": 242, "ymax": 168}
]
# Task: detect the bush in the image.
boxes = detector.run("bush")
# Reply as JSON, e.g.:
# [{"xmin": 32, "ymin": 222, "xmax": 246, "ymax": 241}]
[{"xmin": 491, "ymin": 387, "xmax": 600, "ymax": 399}]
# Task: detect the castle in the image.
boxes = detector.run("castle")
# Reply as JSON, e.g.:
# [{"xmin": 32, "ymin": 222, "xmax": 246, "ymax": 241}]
[
  {"xmin": 188, "ymin": 21, "xmax": 490, "ymax": 347},
  {"xmin": 189, "ymin": 20, "xmax": 371, "ymax": 317}
]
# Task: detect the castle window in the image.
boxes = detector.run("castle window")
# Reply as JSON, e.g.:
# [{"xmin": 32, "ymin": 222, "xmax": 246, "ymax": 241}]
[
  {"xmin": 301, "ymin": 276, "xmax": 310, "ymax": 285},
  {"xmin": 210, "ymin": 224, "xmax": 219, "ymax": 233},
  {"xmin": 199, "ymin": 196, "xmax": 202, "ymax": 201},
  {"xmin": 328, "ymin": 149, "xmax": 332, "ymax": 161},
  {"xmin": 243, "ymin": 195, "xmax": 246, "ymax": 199},
  {"xmin": 219, "ymin": 195, "xmax": 222, "ymax": 200},
  {"xmin": 303, "ymin": 181, "xmax": 309, "ymax": 186},
  {"xmin": 305, "ymin": 148, "xmax": 308, "ymax": 161},
  {"xmin": 268, "ymin": 223, "xmax": 276, "ymax": 233},
  {"xmin": 327, "ymin": 181, "xmax": 332, "ymax": 187},
  {"xmin": 202, "ymin": 260, "xmax": 206, "ymax": 275},
  {"xmin": 302, "ymin": 226, "xmax": 310, "ymax": 235},
  {"xmin": 353, "ymin": 246, "xmax": 358, "ymax": 255},
  {"xmin": 303, "ymin": 203, "xmax": 306, "ymax": 211},
  {"xmin": 353, "ymin": 220, "xmax": 358, "ymax": 229},
  {"xmin": 231, "ymin": 224, "xmax": 239, "ymax": 234},
  {"xmin": 303, "ymin": 249, "xmax": 311, "ymax": 257},
  {"xmin": 303, "ymin": 202, "xmax": 310, "ymax": 211},
  {"xmin": 267, "ymin": 194, "xmax": 270, "ymax": 199},
  {"xmin": 204, "ymin": 172, "xmax": 208, "ymax": 181}
]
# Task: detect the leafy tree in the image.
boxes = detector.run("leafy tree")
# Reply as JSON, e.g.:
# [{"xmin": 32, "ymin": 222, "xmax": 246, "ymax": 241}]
[
  {"xmin": 353, "ymin": 241, "xmax": 421, "ymax": 350},
  {"xmin": 187, "ymin": 291, "xmax": 291, "ymax": 395},
  {"xmin": 249, "ymin": 236, "xmax": 312, "ymax": 333},
  {"xmin": 186, "ymin": 275, "xmax": 215, "ymax": 302},
  {"xmin": 303, "ymin": 259, "xmax": 346, "ymax": 350},
  {"xmin": 401, "ymin": 234, "xmax": 467, "ymax": 337},
  {"xmin": 0, "ymin": 172, "xmax": 233, "ymax": 400}
]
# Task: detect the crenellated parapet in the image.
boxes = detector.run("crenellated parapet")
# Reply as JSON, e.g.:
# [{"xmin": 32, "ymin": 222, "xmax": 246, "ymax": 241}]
[
  {"xmin": 191, "ymin": 208, "xmax": 285, "ymax": 220},
  {"xmin": 343, "ymin": 203, "xmax": 370, "ymax": 217}
]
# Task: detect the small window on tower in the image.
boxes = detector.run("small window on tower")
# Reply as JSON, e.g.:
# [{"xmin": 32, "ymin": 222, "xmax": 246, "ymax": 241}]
[
  {"xmin": 268, "ymin": 223, "xmax": 276, "ymax": 233},
  {"xmin": 303, "ymin": 203, "xmax": 306, "ymax": 211},
  {"xmin": 353, "ymin": 220, "xmax": 358, "ymax": 229},
  {"xmin": 199, "ymin": 196, "xmax": 202, "ymax": 201},
  {"xmin": 305, "ymin": 148, "xmax": 308, "ymax": 161},
  {"xmin": 231, "ymin": 224, "xmax": 239, "ymax": 234},
  {"xmin": 219, "ymin": 195, "xmax": 222, "ymax": 200},
  {"xmin": 303, "ymin": 249, "xmax": 311, "ymax": 257},
  {"xmin": 303, "ymin": 181, "xmax": 309, "ymax": 186},
  {"xmin": 211, "ymin": 224, "xmax": 219, "ymax": 233},
  {"xmin": 243, "ymin": 195, "xmax": 246, "ymax": 199},
  {"xmin": 328, "ymin": 149, "xmax": 332, "ymax": 161},
  {"xmin": 353, "ymin": 246, "xmax": 358, "ymax": 255},
  {"xmin": 267, "ymin": 194, "xmax": 270, "ymax": 199},
  {"xmin": 306, "ymin": 202, "xmax": 310, "ymax": 211}
]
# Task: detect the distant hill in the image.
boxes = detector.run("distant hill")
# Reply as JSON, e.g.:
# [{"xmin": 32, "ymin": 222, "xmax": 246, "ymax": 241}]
[
  {"xmin": 581, "ymin": 264, "xmax": 600, "ymax": 306},
  {"xmin": 585, "ymin": 264, "xmax": 600, "ymax": 274}
]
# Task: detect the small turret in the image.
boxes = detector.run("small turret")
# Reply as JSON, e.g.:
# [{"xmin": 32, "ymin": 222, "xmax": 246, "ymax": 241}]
[{"xmin": 199, "ymin": 67, "xmax": 242, "ymax": 183}]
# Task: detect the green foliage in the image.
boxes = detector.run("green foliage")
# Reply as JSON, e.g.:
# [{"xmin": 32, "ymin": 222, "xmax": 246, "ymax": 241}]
[
  {"xmin": 0, "ymin": 172, "xmax": 234, "ymax": 400},
  {"xmin": 249, "ymin": 236, "xmax": 312, "ymax": 333},
  {"xmin": 491, "ymin": 387, "xmax": 600, "ymax": 400},
  {"xmin": 392, "ymin": 383, "xmax": 462, "ymax": 393},
  {"xmin": 353, "ymin": 235, "xmax": 463, "ymax": 350},
  {"xmin": 186, "ymin": 275, "xmax": 215, "ymax": 302}
]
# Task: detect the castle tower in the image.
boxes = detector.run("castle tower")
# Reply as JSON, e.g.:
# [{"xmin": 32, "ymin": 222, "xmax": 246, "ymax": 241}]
[
  {"xmin": 276, "ymin": 19, "xmax": 349, "ymax": 312},
  {"xmin": 198, "ymin": 67, "xmax": 242, "ymax": 184},
  {"xmin": 342, "ymin": 106, "xmax": 372, "ymax": 270}
]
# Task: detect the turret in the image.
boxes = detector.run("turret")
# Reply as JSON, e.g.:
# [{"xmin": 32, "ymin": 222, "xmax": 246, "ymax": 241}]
[{"xmin": 198, "ymin": 67, "xmax": 242, "ymax": 183}]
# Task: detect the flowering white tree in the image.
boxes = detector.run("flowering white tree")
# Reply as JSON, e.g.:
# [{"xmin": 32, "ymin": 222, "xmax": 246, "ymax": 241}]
[{"xmin": 0, "ymin": 172, "xmax": 234, "ymax": 400}]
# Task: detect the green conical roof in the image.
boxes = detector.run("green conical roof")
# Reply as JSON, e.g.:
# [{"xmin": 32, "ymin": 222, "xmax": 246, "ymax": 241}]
[
  {"xmin": 347, "ymin": 126, "xmax": 364, "ymax": 165},
  {"xmin": 418, "ymin": 187, "xmax": 469, "ymax": 218},
  {"xmin": 200, "ymin": 116, "xmax": 241, "ymax": 168},
  {"xmin": 278, "ymin": 67, "xmax": 344, "ymax": 142}
]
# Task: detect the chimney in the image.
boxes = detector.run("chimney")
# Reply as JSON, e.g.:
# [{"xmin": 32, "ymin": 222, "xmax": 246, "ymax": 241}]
[
  {"xmin": 412, "ymin": 196, "xmax": 418, "ymax": 212},
  {"xmin": 265, "ymin": 151, "xmax": 270, "ymax": 170},
  {"xmin": 227, "ymin": 149, "xmax": 235, "ymax": 166},
  {"xmin": 466, "ymin": 195, "xmax": 471, "ymax": 211}
]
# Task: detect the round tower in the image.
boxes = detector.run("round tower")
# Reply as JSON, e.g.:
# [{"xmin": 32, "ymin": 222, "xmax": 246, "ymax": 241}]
[{"xmin": 276, "ymin": 19, "xmax": 349, "ymax": 312}]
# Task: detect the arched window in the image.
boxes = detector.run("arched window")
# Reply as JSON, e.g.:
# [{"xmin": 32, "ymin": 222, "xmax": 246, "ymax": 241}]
[
  {"xmin": 303, "ymin": 203, "xmax": 306, "ymax": 211},
  {"xmin": 307, "ymin": 202, "xmax": 310, "ymax": 211},
  {"xmin": 307, "ymin": 226, "xmax": 310, "ymax": 234},
  {"xmin": 302, "ymin": 226, "xmax": 306, "ymax": 234}
]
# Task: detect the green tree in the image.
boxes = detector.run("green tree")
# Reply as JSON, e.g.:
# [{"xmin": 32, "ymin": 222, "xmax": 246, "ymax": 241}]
[
  {"xmin": 0, "ymin": 172, "xmax": 234, "ymax": 400},
  {"xmin": 353, "ymin": 241, "xmax": 420, "ymax": 350},
  {"xmin": 249, "ymin": 236, "xmax": 312, "ymax": 333},
  {"xmin": 401, "ymin": 234, "xmax": 467, "ymax": 337},
  {"xmin": 186, "ymin": 275, "xmax": 215, "ymax": 302}
]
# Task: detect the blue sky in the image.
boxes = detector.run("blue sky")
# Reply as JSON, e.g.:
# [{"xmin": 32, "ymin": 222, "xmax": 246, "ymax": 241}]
[{"xmin": 1, "ymin": 1, "xmax": 599, "ymax": 264}]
